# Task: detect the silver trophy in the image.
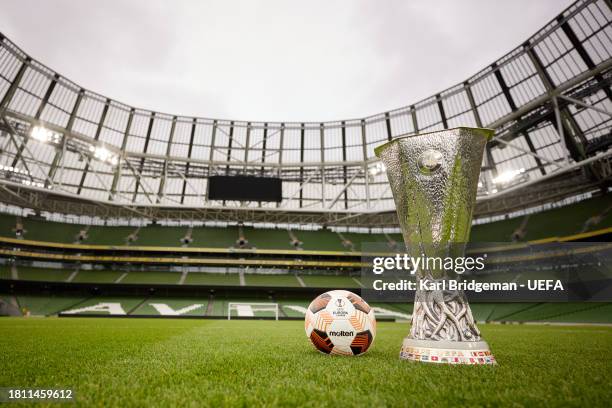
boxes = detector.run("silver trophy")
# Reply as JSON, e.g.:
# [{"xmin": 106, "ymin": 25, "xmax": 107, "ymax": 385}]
[{"xmin": 375, "ymin": 127, "xmax": 496, "ymax": 365}]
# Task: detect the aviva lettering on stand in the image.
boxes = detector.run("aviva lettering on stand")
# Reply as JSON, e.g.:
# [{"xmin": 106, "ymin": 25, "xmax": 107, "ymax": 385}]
[{"xmin": 59, "ymin": 302, "xmax": 411, "ymax": 319}]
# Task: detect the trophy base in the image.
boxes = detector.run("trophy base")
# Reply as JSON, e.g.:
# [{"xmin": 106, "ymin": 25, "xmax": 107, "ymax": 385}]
[{"xmin": 400, "ymin": 338, "xmax": 496, "ymax": 365}]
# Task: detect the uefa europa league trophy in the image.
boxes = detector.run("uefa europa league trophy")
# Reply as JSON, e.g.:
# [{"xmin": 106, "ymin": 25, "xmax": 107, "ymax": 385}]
[{"xmin": 375, "ymin": 127, "xmax": 496, "ymax": 365}]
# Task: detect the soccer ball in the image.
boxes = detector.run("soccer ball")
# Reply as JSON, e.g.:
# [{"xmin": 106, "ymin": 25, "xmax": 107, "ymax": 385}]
[{"xmin": 305, "ymin": 290, "xmax": 376, "ymax": 356}]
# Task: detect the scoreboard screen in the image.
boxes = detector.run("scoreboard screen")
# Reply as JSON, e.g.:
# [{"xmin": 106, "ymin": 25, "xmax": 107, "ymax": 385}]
[{"xmin": 207, "ymin": 176, "xmax": 282, "ymax": 202}]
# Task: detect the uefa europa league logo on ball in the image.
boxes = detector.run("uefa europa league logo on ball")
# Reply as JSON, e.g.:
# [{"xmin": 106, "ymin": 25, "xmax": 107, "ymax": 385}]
[{"xmin": 375, "ymin": 127, "xmax": 496, "ymax": 365}]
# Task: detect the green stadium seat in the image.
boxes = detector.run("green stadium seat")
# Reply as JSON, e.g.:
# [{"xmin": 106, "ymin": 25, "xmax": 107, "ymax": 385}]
[
  {"xmin": 0, "ymin": 214, "xmax": 18, "ymax": 239},
  {"xmin": 183, "ymin": 272, "xmax": 241, "ymax": 286},
  {"xmin": 470, "ymin": 194, "xmax": 612, "ymax": 242},
  {"xmin": 121, "ymin": 271, "xmax": 182, "ymax": 285},
  {"xmin": 72, "ymin": 270, "xmax": 124, "ymax": 283},
  {"xmin": 279, "ymin": 301, "xmax": 310, "ymax": 317},
  {"xmin": 60, "ymin": 297, "xmax": 145, "ymax": 315},
  {"xmin": 191, "ymin": 226, "xmax": 239, "ymax": 248},
  {"xmin": 370, "ymin": 303, "xmax": 413, "ymax": 320},
  {"xmin": 0, "ymin": 265, "xmax": 13, "ymax": 280},
  {"xmin": 300, "ymin": 275, "xmax": 361, "ymax": 288},
  {"xmin": 543, "ymin": 303, "xmax": 612, "ymax": 323},
  {"xmin": 243, "ymin": 227, "xmax": 292, "ymax": 250},
  {"xmin": 243, "ymin": 274, "xmax": 301, "ymax": 287},
  {"xmin": 20, "ymin": 217, "xmax": 83, "ymax": 243},
  {"xmin": 499, "ymin": 303, "xmax": 608, "ymax": 322},
  {"xmin": 131, "ymin": 297, "xmax": 209, "ymax": 316},
  {"xmin": 17, "ymin": 267, "xmax": 72, "ymax": 282},
  {"xmin": 487, "ymin": 303, "xmax": 539, "ymax": 321},
  {"xmin": 17, "ymin": 295, "xmax": 87, "ymax": 316},
  {"xmin": 210, "ymin": 296, "xmax": 277, "ymax": 317},
  {"xmin": 85, "ymin": 226, "xmax": 139, "ymax": 246},
  {"xmin": 468, "ymin": 303, "xmax": 498, "ymax": 321},
  {"xmin": 0, "ymin": 195, "xmax": 610, "ymax": 250}
]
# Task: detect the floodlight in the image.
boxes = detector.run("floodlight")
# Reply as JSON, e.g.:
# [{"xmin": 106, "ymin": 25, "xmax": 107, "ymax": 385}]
[
  {"xmin": 492, "ymin": 168, "xmax": 525, "ymax": 185},
  {"xmin": 368, "ymin": 162, "xmax": 386, "ymax": 176},
  {"xmin": 21, "ymin": 179, "xmax": 44, "ymax": 188},
  {"xmin": 0, "ymin": 164, "xmax": 29, "ymax": 176},
  {"xmin": 90, "ymin": 145, "xmax": 119, "ymax": 166},
  {"xmin": 30, "ymin": 125, "xmax": 62, "ymax": 144}
]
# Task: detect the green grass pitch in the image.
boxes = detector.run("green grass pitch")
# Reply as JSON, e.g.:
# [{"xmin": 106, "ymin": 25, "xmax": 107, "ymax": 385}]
[{"xmin": 1, "ymin": 318, "xmax": 611, "ymax": 407}]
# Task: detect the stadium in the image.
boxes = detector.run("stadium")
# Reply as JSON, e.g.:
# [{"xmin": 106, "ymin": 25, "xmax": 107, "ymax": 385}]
[{"xmin": 0, "ymin": 0, "xmax": 611, "ymax": 406}]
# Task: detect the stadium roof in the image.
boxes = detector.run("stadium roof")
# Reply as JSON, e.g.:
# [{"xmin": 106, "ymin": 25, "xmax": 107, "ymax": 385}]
[{"xmin": 0, "ymin": 0, "xmax": 610, "ymax": 226}]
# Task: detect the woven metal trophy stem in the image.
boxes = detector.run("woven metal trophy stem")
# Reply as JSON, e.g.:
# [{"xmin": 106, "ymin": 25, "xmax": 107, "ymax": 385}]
[{"xmin": 375, "ymin": 127, "xmax": 496, "ymax": 365}]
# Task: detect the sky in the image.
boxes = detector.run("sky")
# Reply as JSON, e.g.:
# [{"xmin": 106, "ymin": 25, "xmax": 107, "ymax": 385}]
[{"xmin": 1, "ymin": 0, "xmax": 574, "ymax": 122}]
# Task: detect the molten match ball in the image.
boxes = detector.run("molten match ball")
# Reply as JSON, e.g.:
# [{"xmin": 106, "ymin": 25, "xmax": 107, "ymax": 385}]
[{"xmin": 305, "ymin": 290, "xmax": 376, "ymax": 355}]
